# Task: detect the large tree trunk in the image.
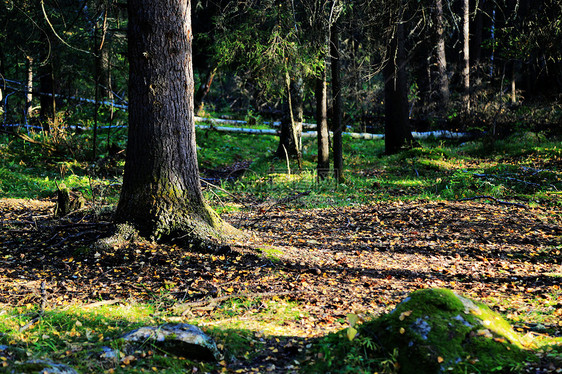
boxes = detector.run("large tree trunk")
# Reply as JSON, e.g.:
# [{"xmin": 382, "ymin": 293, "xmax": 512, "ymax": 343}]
[
  {"xmin": 384, "ymin": 20, "xmax": 415, "ymax": 154},
  {"xmin": 434, "ymin": 0, "xmax": 450, "ymax": 110},
  {"xmin": 316, "ymin": 66, "xmax": 330, "ymax": 180},
  {"xmin": 115, "ymin": 0, "xmax": 237, "ymax": 242},
  {"xmin": 330, "ymin": 22, "xmax": 344, "ymax": 182}
]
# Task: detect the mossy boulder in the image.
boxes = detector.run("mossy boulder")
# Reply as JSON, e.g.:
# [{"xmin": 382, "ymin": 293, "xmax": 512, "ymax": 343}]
[
  {"xmin": 9, "ymin": 359, "xmax": 78, "ymax": 374},
  {"xmin": 360, "ymin": 288, "xmax": 532, "ymax": 374}
]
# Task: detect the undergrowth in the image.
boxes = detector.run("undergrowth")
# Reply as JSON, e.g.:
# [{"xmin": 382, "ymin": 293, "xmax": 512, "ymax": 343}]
[
  {"xmin": 1, "ymin": 130, "xmax": 560, "ymax": 210},
  {"xmin": 0, "ymin": 127, "xmax": 561, "ymax": 373}
]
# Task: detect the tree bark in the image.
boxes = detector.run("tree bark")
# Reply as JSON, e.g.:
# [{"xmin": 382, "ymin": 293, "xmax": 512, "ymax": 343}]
[
  {"xmin": 275, "ymin": 72, "xmax": 303, "ymax": 161},
  {"xmin": 39, "ymin": 61, "xmax": 55, "ymax": 132},
  {"xmin": 434, "ymin": 0, "xmax": 450, "ymax": 110},
  {"xmin": 330, "ymin": 21, "xmax": 344, "ymax": 182},
  {"xmin": 462, "ymin": 0, "xmax": 471, "ymax": 112},
  {"xmin": 384, "ymin": 20, "xmax": 415, "ymax": 154},
  {"xmin": 194, "ymin": 65, "xmax": 217, "ymax": 115},
  {"xmin": 115, "ymin": 0, "xmax": 237, "ymax": 242},
  {"xmin": 93, "ymin": 6, "xmax": 112, "ymax": 160},
  {"xmin": 315, "ymin": 65, "xmax": 330, "ymax": 180},
  {"xmin": 26, "ymin": 56, "xmax": 33, "ymax": 121}
]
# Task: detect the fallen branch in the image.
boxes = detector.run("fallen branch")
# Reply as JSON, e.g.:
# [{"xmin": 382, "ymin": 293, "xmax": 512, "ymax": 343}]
[
  {"xmin": 200, "ymin": 178, "xmax": 250, "ymax": 209},
  {"xmin": 82, "ymin": 299, "xmax": 122, "ymax": 308},
  {"xmin": 175, "ymin": 290, "xmax": 302, "ymax": 316},
  {"xmin": 457, "ymin": 195, "xmax": 528, "ymax": 209},
  {"xmin": 49, "ymin": 230, "xmax": 101, "ymax": 248},
  {"xmin": 473, "ymin": 173, "xmax": 542, "ymax": 187},
  {"xmin": 249, "ymin": 191, "xmax": 311, "ymax": 226},
  {"xmin": 53, "ymin": 221, "xmax": 113, "ymax": 231},
  {"xmin": 19, "ymin": 316, "xmax": 41, "ymax": 332}
]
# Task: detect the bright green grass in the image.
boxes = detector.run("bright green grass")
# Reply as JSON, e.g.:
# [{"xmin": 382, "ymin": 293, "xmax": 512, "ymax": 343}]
[
  {"xmin": 0, "ymin": 298, "xmax": 307, "ymax": 373},
  {"xmin": 1, "ymin": 130, "xmax": 560, "ymax": 209}
]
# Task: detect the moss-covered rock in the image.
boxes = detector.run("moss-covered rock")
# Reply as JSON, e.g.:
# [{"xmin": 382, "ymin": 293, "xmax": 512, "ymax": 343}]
[
  {"xmin": 360, "ymin": 288, "xmax": 532, "ymax": 374},
  {"xmin": 9, "ymin": 359, "xmax": 78, "ymax": 374}
]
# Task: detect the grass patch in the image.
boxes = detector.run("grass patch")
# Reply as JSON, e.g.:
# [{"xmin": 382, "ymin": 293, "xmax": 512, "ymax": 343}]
[
  {"xmin": 2, "ymin": 130, "xmax": 560, "ymax": 209},
  {"xmin": 0, "ymin": 297, "xmax": 311, "ymax": 373}
]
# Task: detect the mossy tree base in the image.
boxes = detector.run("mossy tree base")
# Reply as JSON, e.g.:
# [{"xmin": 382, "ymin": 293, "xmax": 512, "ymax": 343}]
[
  {"xmin": 114, "ymin": 189, "xmax": 241, "ymax": 245},
  {"xmin": 117, "ymin": 0, "xmax": 241, "ymax": 247}
]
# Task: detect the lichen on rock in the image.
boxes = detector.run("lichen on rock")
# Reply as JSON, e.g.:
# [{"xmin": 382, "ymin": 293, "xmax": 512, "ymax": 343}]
[{"xmin": 120, "ymin": 323, "xmax": 221, "ymax": 362}]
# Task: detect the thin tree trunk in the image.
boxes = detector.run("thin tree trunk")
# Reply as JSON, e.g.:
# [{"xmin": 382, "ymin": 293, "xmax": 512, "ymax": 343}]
[
  {"xmin": 384, "ymin": 20, "xmax": 414, "ymax": 154},
  {"xmin": 194, "ymin": 65, "xmax": 217, "ymax": 115},
  {"xmin": 93, "ymin": 23, "xmax": 100, "ymax": 160},
  {"xmin": 434, "ymin": 0, "xmax": 450, "ymax": 110},
  {"xmin": 39, "ymin": 61, "xmax": 55, "ymax": 132},
  {"xmin": 25, "ymin": 56, "xmax": 33, "ymax": 122},
  {"xmin": 316, "ymin": 66, "xmax": 329, "ymax": 180},
  {"xmin": 330, "ymin": 22, "xmax": 344, "ymax": 182},
  {"xmin": 511, "ymin": 61, "xmax": 517, "ymax": 103},
  {"xmin": 471, "ymin": 0, "xmax": 483, "ymax": 86},
  {"xmin": 462, "ymin": 0, "xmax": 471, "ymax": 112},
  {"xmin": 115, "ymin": 0, "xmax": 237, "ymax": 242},
  {"xmin": 275, "ymin": 70, "xmax": 303, "ymax": 164},
  {"xmin": 93, "ymin": 5, "xmax": 110, "ymax": 160}
]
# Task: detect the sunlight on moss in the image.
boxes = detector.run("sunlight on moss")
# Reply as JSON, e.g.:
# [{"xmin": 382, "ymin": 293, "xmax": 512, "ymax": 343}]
[
  {"xmin": 190, "ymin": 299, "xmax": 311, "ymax": 337},
  {"xmin": 384, "ymin": 178, "xmax": 427, "ymax": 187}
]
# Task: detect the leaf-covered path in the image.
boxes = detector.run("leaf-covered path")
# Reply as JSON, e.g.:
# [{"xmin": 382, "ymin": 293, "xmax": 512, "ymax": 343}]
[
  {"xmin": 1, "ymin": 198, "xmax": 561, "ymax": 372},
  {"xmin": 233, "ymin": 201, "xmax": 562, "ymax": 334}
]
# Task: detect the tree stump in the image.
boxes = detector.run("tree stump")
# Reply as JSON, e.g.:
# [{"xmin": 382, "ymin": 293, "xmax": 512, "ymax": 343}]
[{"xmin": 54, "ymin": 186, "xmax": 85, "ymax": 217}]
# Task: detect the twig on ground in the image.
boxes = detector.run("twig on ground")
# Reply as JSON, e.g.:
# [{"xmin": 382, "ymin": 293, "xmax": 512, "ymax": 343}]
[
  {"xmin": 53, "ymin": 221, "xmax": 113, "ymax": 230},
  {"xmin": 249, "ymin": 191, "xmax": 311, "ymax": 226},
  {"xmin": 19, "ymin": 316, "xmax": 40, "ymax": 332},
  {"xmin": 175, "ymin": 290, "xmax": 303, "ymax": 316},
  {"xmin": 473, "ymin": 173, "xmax": 542, "ymax": 187},
  {"xmin": 200, "ymin": 178, "xmax": 250, "ymax": 209},
  {"xmin": 49, "ymin": 230, "xmax": 101, "ymax": 248},
  {"xmin": 457, "ymin": 195, "xmax": 528, "ymax": 209},
  {"xmin": 82, "ymin": 299, "xmax": 122, "ymax": 308},
  {"xmin": 40, "ymin": 281, "xmax": 46, "ymax": 315}
]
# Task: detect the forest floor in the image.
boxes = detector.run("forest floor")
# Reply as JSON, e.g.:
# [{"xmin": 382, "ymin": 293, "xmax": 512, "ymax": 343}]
[{"xmin": 1, "ymin": 197, "xmax": 561, "ymax": 372}]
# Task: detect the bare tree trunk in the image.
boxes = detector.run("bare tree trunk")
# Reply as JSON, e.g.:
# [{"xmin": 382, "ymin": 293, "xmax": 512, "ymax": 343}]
[
  {"xmin": 434, "ymin": 0, "xmax": 449, "ymax": 110},
  {"xmin": 275, "ymin": 71, "xmax": 303, "ymax": 162},
  {"xmin": 462, "ymin": 0, "xmax": 471, "ymax": 112},
  {"xmin": 39, "ymin": 61, "xmax": 55, "ymax": 132},
  {"xmin": 384, "ymin": 20, "xmax": 415, "ymax": 154},
  {"xmin": 194, "ymin": 65, "xmax": 217, "ymax": 115},
  {"xmin": 316, "ymin": 66, "xmax": 329, "ymax": 180},
  {"xmin": 25, "ymin": 56, "xmax": 33, "ymax": 122},
  {"xmin": 115, "ymin": 0, "xmax": 237, "ymax": 242},
  {"xmin": 93, "ymin": 4, "xmax": 111, "ymax": 159},
  {"xmin": 330, "ymin": 21, "xmax": 344, "ymax": 182}
]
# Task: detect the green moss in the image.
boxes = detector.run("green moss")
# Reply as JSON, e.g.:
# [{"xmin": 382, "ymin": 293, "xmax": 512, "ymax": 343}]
[
  {"xmin": 257, "ymin": 246, "xmax": 283, "ymax": 262},
  {"xmin": 360, "ymin": 288, "xmax": 533, "ymax": 374}
]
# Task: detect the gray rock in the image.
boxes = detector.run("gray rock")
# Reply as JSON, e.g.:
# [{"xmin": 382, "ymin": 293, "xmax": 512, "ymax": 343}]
[
  {"xmin": 121, "ymin": 323, "xmax": 221, "ymax": 361},
  {"xmin": 99, "ymin": 346, "xmax": 119, "ymax": 361},
  {"xmin": 10, "ymin": 359, "xmax": 78, "ymax": 374}
]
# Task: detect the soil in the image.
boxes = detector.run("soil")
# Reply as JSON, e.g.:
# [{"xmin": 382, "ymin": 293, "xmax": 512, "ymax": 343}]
[{"xmin": 1, "ymin": 197, "xmax": 561, "ymax": 373}]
